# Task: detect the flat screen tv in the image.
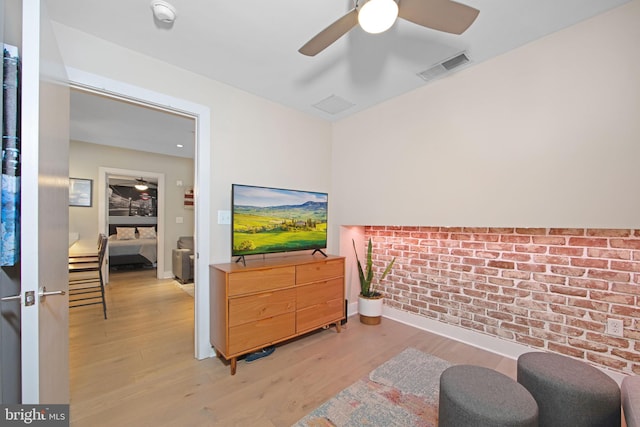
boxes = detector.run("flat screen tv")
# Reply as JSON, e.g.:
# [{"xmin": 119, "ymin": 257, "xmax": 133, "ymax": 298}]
[{"xmin": 232, "ymin": 184, "xmax": 328, "ymax": 258}]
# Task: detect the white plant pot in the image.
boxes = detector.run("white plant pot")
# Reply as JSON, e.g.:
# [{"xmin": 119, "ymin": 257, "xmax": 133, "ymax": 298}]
[{"xmin": 358, "ymin": 294, "xmax": 383, "ymax": 325}]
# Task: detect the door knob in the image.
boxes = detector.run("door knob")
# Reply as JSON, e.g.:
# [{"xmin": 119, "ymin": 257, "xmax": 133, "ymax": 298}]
[
  {"xmin": 1, "ymin": 287, "xmax": 66, "ymax": 305},
  {"xmin": 1, "ymin": 290, "xmax": 36, "ymax": 306},
  {"xmin": 39, "ymin": 286, "xmax": 66, "ymax": 303}
]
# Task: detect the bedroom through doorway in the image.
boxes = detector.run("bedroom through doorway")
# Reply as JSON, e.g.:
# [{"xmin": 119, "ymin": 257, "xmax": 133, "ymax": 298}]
[{"xmin": 104, "ymin": 171, "xmax": 162, "ymax": 280}]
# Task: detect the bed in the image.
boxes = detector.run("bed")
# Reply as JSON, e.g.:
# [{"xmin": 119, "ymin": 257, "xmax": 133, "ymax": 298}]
[{"xmin": 108, "ymin": 224, "xmax": 157, "ymax": 269}]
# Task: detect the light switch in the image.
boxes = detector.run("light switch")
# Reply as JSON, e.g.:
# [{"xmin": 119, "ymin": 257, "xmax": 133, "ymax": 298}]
[
  {"xmin": 218, "ymin": 210, "xmax": 231, "ymax": 225},
  {"xmin": 176, "ymin": 180, "xmax": 183, "ymax": 187},
  {"xmin": 176, "ymin": 216, "xmax": 184, "ymax": 224}
]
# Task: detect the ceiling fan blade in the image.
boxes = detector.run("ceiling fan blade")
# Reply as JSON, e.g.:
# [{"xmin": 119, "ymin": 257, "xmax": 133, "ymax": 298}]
[
  {"xmin": 299, "ymin": 8, "xmax": 359, "ymax": 56},
  {"xmin": 398, "ymin": 0, "xmax": 479, "ymax": 35}
]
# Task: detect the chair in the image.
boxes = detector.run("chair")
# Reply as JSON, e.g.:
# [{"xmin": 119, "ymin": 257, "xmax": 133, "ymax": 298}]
[
  {"xmin": 68, "ymin": 234, "xmax": 108, "ymax": 319},
  {"xmin": 68, "ymin": 234, "xmax": 104, "ymax": 264},
  {"xmin": 172, "ymin": 236, "xmax": 194, "ymax": 284}
]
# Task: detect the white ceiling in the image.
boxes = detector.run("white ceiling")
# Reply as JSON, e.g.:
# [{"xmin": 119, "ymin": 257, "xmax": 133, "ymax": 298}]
[
  {"xmin": 70, "ymin": 90, "xmax": 196, "ymax": 158},
  {"xmin": 50, "ymin": 0, "xmax": 630, "ymax": 155}
]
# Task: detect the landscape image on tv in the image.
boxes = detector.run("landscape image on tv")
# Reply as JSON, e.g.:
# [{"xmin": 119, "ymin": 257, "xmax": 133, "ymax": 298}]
[{"xmin": 232, "ymin": 184, "xmax": 328, "ymax": 256}]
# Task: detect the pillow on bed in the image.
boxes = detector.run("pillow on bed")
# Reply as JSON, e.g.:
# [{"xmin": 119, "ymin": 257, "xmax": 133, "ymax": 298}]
[
  {"xmin": 116, "ymin": 227, "xmax": 136, "ymax": 240},
  {"xmin": 137, "ymin": 227, "xmax": 157, "ymax": 239}
]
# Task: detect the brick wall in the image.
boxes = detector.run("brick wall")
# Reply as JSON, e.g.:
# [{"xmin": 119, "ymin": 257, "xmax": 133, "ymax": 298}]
[{"xmin": 364, "ymin": 226, "xmax": 640, "ymax": 374}]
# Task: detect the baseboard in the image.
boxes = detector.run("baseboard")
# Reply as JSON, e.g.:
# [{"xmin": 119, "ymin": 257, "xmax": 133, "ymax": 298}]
[
  {"xmin": 383, "ymin": 306, "xmax": 530, "ymax": 359},
  {"xmin": 347, "ymin": 300, "xmax": 358, "ymax": 318},
  {"xmin": 381, "ymin": 305, "xmax": 626, "ymax": 384}
]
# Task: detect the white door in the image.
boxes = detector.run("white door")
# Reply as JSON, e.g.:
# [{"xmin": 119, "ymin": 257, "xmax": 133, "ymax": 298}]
[{"xmin": 20, "ymin": 0, "xmax": 70, "ymax": 403}]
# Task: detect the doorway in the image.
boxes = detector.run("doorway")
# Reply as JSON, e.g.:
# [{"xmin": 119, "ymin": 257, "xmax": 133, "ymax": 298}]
[
  {"xmin": 102, "ymin": 169, "xmax": 165, "ymax": 281},
  {"xmin": 68, "ymin": 69, "xmax": 212, "ymax": 360}
]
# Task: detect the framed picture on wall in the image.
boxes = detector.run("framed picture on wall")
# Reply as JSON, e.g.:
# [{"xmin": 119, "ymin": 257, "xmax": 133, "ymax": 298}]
[
  {"xmin": 69, "ymin": 178, "xmax": 92, "ymax": 207},
  {"xmin": 108, "ymin": 185, "xmax": 157, "ymax": 217}
]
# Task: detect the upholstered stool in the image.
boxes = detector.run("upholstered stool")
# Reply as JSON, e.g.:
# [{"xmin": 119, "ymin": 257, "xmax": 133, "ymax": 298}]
[
  {"xmin": 517, "ymin": 352, "xmax": 620, "ymax": 427},
  {"xmin": 622, "ymin": 376, "xmax": 640, "ymax": 427},
  {"xmin": 439, "ymin": 365, "xmax": 538, "ymax": 427}
]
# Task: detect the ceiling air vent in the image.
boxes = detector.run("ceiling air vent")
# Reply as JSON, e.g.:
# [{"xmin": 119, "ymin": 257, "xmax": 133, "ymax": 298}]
[
  {"xmin": 417, "ymin": 52, "xmax": 470, "ymax": 82},
  {"xmin": 312, "ymin": 95, "xmax": 355, "ymax": 115}
]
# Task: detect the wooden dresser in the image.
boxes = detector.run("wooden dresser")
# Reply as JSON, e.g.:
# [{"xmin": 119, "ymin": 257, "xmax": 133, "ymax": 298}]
[{"xmin": 210, "ymin": 254, "xmax": 345, "ymax": 374}]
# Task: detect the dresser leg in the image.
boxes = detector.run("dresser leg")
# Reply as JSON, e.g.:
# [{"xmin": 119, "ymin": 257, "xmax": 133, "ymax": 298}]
[
  {"xmin": 335, "ymin": 322, "xmax": 341, "ymax": 333},
  {"xmin": 230, "ymin": 357, "xmax": 237, "ymax": 375}
]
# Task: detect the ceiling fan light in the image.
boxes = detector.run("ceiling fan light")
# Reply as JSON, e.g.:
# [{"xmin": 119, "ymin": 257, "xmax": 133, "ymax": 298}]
[
  {"xmin": 135, "ymin": 178, "xmax": 149, "ymax": 191},
  {"xmin": 358, "ymin": 0, "xmax": 399, "ymax": 34}
]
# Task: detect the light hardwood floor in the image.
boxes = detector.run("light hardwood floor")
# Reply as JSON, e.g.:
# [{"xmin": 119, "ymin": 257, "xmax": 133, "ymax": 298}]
[{"xmin": 69, "ymin": 269, "xmax": 516, "ymax": 427}]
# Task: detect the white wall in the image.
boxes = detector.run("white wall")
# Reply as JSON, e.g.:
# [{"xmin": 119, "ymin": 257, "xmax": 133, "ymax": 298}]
[
  {"xmin": 69, "ymin": 140, "xmax": 194, "ymax": 276},
  {"xmin": 331, "ymin": 1, "xmax": 640, "ymax": 231},
  {"xmin": 52, "ymin": 24, "xmax": 334, "ymax": 263}
]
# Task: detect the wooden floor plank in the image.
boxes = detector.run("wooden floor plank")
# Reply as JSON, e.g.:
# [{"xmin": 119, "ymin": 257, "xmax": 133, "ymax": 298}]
[{"xmin": 70, "ymin": 268, "xmax": 516, "ymax": 427}]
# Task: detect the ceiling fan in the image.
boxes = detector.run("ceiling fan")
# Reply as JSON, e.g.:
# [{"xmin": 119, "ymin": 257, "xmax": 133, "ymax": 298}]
[
  {"xmin": 135, "ymin": 178, "xmax": 149, "ymax": 191},
  {"xmin": 298, "ymin": 0, "xmax": 480, "ymax": 57}
]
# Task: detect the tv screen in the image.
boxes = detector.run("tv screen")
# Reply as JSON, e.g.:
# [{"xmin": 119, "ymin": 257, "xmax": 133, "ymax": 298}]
[{"xmin": 232, "ymin": 184, "xmax": 328, "ymax": 256}]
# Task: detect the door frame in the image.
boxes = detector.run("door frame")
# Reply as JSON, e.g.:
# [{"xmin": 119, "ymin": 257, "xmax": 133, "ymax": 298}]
[
  {"xmin": 67, "ymin": 68, "xmax": 213, "ymax": 360},
  {"xmin": 99, "ymin": 167, "xmax": 166, "ymax": 282}
]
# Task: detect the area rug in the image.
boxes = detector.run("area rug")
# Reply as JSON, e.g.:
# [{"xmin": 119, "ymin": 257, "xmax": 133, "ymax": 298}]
[{"xmin": 293, "ymin": 348, "xmax": 452, "ymax": 427}]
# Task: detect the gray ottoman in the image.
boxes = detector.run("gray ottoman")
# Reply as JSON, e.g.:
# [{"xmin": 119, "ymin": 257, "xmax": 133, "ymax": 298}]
[
  {"xmin": 517, "ymin": 352, "xmax": 620, "ymax": 427},
  {"xmin": 439, "ymin": 365, "xmax": 539, "ymax": 427},
  {"xmin": 622, "ymin": 376, "xmax": 640, "ymax": 427}
]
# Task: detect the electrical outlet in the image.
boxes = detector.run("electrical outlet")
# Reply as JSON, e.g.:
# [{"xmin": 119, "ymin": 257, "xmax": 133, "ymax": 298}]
[{"xmin": 607, "ymin": 318, "xmax": 624, "ymax": 337}]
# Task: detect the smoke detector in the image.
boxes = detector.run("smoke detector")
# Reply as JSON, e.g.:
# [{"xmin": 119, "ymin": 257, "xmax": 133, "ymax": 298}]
[{"xmin": 151, "ymin": 1, "xmax": 177, "ymax": 23}]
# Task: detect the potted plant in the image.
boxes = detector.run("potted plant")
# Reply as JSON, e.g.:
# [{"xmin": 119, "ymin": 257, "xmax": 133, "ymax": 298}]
[{"xmin": 352, "ymin": 238, "xmax": 395, "ymax": 325}]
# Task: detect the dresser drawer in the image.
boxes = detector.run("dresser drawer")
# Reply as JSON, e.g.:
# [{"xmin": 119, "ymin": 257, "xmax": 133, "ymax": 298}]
[
  {"xmin": 229, "ymin": 266, "xmax": 295, "ymax": 296},
  {"xmin": 229, "ymin": 288, "xmax": 296, "ymax": 327},
  {"xmin": 296, "ymin": 298, "xmax": 343, "ymax": 333},
  {"xmin": 296, "ymin": 259, "xmax": 344, "ymax": 285},
  {"xmin": 296, "ymin": 278, "xmax": 343, "ymax": 310},
  {"xmin": 229, "ymin": 312, "xmax": 295, "ymax": 355}
]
